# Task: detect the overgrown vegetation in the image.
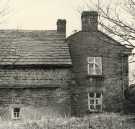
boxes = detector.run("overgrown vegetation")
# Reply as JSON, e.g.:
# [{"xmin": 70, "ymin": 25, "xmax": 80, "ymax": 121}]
[{"xmin": 0, "ymin": 113, "xmax": 134, "ymax": 129}]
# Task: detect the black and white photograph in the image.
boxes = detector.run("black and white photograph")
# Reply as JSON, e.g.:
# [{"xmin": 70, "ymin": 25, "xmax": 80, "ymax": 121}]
[{"xmin": 0, "ymin": 0, "xmax": 134, "ymax": 128}]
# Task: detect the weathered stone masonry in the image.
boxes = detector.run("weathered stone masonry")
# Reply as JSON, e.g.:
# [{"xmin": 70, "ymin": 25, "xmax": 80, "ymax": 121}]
[
  {"xmin": 67, "ymin": 11, "xmax": 132, "ymax": 116},
  {"xmin": 0, "ymin": 19, "xmax": 72, "ymax": 120},
  {"xmin": 0, "ymin": 67, "xmax": 72, "ymax": 120},
  {"xmin": 0, "ymin": 11, "xmax": 132, "ymax": 119}
]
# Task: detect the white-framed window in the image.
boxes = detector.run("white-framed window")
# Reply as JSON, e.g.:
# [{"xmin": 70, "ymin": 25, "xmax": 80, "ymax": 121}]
[
  {"xmin": 12, "ymin": 107, "xmax": 21, "ymax": 119},
  {"xmin": 88, "ymin": 92, "xmax": 103, "ymax": 112},
  {"xmin": 87, "ymin": 57, "xmax": 102, "ymax": 75}
]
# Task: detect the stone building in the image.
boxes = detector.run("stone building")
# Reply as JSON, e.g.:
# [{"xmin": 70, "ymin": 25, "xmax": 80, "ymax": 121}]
[
  {"xmin": 0, "ymin": 11, "xmax": 132, "ymax": 120},
  {"xmin": 0, "ymin": 19, "xmax": 72, "ymax": 120},
  {"xmin": 67, "ymin": 11, "xmax": 132, "ymax": 116}
]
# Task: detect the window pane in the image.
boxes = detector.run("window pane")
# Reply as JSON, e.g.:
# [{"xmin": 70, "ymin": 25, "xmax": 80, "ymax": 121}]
[
  {"xmin": 89, "ymin": 93, "xmax": 94, "ymax": 97},
  {"xmin": 88, "ymin": 57, "xmax": 94, "ymax": 63},
  {"xmin": 14, "ymin": 108, "xmax": 20, "ymax": 113},
  {"xmin": 96, "ymin": 99, "xmax": 99, "ymax": 104},
  {"xmin": 96, "ymin": 93, "xmax": 101, "ymax": 98},
  {"xmin": 95, "ymin": 57, "xmax": 102, "ymax": 75},
  {"xmin": 95, "ymin": 57, "xmax": 102, "ymax": 65},
  {"xmin": 88, "ymin": 64, "xmax": 94, "ymax": 74},
  {"xmin": 95, "ymin": 65, "xmax": 102, "ymax": 75},
  {"xmin": 96, "ymin": 105, "xmax": 101, "ymax": 110},
  {"xmin": 95, "ymin": 57, "xmax": 100, "ymax": 61},
  {"xmin": 90, "ymin": 99, "xmax": 94, "ymax": 104},
  {"xmin": 17, "ymin": 113, "xmax": 19, "ymax": 117},
  {"xmin": 14, "ymin": 113, "xmax": 16, "ymax": 116},
  {"xmin": 90, "ymin": 105, "xmax": 94, "ymax": 110}
]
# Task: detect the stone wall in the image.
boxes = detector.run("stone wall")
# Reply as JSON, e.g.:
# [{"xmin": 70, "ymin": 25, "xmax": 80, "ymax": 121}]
[
  {"xmin": 0, "ymin": 68, "xmax": 71, "ymax": 87},
  {"xmin": 0, "ymin": 68, "xmax": 72, "ymax": 120},
  {"xmin": 67, "ymin": 31, "xmax": 131, "ymax": 116},
  {"xmin": 0, "ymin": 88, "xmax": 71, "ymax": 120}
]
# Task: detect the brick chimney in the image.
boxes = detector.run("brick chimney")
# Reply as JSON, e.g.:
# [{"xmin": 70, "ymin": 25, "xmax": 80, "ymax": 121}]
[
  {"xmin": 57, "ymin": 19, "xmax": 66, "ymax": 33},
  {"xmin": 81, "ymin": 11, "xmax": 98, "ymax": 32}
]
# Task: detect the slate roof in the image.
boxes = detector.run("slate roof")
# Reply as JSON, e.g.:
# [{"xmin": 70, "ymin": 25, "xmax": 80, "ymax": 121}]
[{"xmin": 0, "ymin": 30, "xmax": 72, "ymax": 65}]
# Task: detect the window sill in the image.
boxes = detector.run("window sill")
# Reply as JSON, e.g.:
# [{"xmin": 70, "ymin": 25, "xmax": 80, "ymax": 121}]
[
  {"xmin": 87, "ymin": 110, "xmax": 102, "ymax": 113},
  {"xmin": 12, "ymin": 118, "xmax": 21, "ymax": 120},
  {"xmin": 87, "ymin": 75, "xmax": 104, "ymax": 78}
]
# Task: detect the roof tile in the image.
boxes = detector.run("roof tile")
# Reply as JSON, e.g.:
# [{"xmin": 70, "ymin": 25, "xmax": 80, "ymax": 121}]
[{"xmin": 0, "ymin": 30, "xmax": 72, "ymax": 65}]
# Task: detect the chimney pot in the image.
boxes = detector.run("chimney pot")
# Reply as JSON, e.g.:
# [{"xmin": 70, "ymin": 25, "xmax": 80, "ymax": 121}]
[
  {"xmin": 57, "ymin": 19, "xmax": 66, "ymax": 33},
  {"xmin": 81, "ymin": 11, "xmax": 98, "ymax": 32}
]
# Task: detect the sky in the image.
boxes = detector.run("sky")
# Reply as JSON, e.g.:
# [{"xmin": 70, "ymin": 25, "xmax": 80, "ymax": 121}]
[{"xmin": 0, "ymin": 0, "xmax": 120, "ymax": 36}]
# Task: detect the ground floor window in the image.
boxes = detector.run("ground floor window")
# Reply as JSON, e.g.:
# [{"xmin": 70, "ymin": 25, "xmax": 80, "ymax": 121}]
[
  {"xmin": 12, "ymin": 107, "xmax": 21, "ymax": 119},
  {"xmin": 88, "ymin": 92, "xmax": 102, "ymax": 112}
]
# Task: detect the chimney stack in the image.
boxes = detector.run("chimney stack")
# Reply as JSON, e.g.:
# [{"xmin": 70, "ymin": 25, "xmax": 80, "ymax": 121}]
[
  {"xmin": 57, "ymin": 19, "xmax": 66, "ymax": 33},
  {"xmin": 81, "ymin": 11, "xmax": 98, "ymax": 32}
]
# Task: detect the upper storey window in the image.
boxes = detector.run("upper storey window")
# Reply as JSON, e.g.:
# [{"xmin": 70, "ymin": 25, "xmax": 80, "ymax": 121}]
[{"xmin": 87, "ymin": 57, "xmax": 102, "ymax": 75}]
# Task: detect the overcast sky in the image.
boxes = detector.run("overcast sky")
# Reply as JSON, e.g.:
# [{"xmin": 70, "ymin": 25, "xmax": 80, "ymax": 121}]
[{"xmin": 0, "ymin": 0, "xmax": 122, "ymax": 35}]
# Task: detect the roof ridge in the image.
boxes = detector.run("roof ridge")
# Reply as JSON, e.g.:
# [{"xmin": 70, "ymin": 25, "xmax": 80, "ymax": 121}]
[{"xmin": 0, "ymin": 29, "xmax": 57, "ymax": 32}]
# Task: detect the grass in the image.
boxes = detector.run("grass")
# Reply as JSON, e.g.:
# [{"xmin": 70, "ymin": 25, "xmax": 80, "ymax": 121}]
[{"xmin": 0, "ymin": 113, "xmax": 134, "ymax": 129}]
